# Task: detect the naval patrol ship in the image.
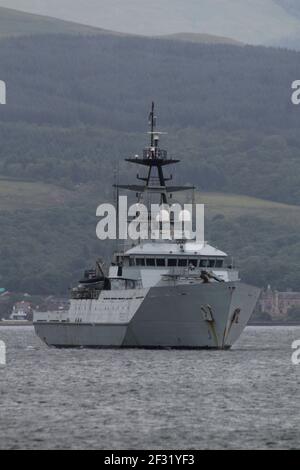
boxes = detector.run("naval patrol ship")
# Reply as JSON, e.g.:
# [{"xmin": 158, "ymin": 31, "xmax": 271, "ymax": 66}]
[{"xmin": 34, "ymin": 104, "xmax": 260, "ymax": 349}]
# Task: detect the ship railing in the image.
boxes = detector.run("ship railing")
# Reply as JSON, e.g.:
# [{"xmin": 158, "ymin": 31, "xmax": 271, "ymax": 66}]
[
  {"xmin": 71, "ymin": 289, "xmax": 101, "ymax": 300},
  {"xmin": 143, "ymin": 149, "xmax": 168, "ymax": 160},
  {"xmin": 147, "ymin": 176, "xmax": 161, "ymax": 185}
]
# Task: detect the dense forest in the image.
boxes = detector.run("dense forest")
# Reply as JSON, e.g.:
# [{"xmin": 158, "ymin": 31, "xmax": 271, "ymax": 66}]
[
  {"xmin": 0, "ymin": 35, "xmax": 300, "ymax": 202},
  {"xmin": 0, "ymin": 33, "xmax": 299, "ymax": 294}
]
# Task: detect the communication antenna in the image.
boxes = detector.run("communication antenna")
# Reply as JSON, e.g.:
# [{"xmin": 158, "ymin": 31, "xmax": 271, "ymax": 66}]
[{"xmin": 148, "ymin": 101, "xmax": 156, "ymax": 147}]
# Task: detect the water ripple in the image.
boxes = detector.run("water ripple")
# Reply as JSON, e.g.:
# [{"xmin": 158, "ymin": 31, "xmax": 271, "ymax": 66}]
[{"xmin": 0, "ymin": 326, "xmax": 299, "ymax": 450}]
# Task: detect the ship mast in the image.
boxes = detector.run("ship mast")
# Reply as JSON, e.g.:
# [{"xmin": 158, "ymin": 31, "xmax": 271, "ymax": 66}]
[
  {"xmin": 116, "ymin": 102, "xmax": 194, "ymax": 206},
  {"xmin": 149, "ymin": 101, "xmax": 155, "ymax": 148}
]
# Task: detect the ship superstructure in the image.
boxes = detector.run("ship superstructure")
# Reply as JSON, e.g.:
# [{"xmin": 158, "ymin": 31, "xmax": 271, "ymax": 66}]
[{"xmin": 34, "ymin": 104, "xmax": 260, "ymax": 349}]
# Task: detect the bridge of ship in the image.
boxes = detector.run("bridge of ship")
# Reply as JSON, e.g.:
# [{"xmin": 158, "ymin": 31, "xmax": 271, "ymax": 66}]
[
  {"xmin": 114, "ymin": 241, "xmax": 228, "ymax": 269},
  {"xmin": 109, "ymin": 241, "xmax": 239, "ymax": 287}
]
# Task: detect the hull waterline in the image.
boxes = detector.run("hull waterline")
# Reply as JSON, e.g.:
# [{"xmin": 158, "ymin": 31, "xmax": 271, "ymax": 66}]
[{"xmin": 34, "ymin": 282, "xmax": 260, "ymax": 350}]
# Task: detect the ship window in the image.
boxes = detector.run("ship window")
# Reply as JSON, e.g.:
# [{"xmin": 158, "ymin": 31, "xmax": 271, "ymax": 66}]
[
  {"xmin": 208, "ymin": 259, "xmax": 215, "ymax": 268},
  {"xmin": 189, "ymin": 259, "xmax": 198, "ymax": 267},
  {"xmin": 136, "ymin": 258, "xmax": 145, "ymax": 266},
  {"xmin": 146, "ymin": 258, "xmax": 155, "ymax": 267},
  {"xmin": 111, "ymin": 279, "xmax": 126, "ymax": 290},
  {"xmin": 215, "ymin": 260, "xmax": 224, "ymax": 268},
  {"xmin": 178, "ymin": 259, "xmax": 188, "ymax": 267},
  {"xmin": 156, "ymin": 259, "xmax": 166, "ymax": 267},
  {"xmin": 168, "ymin": 258, "xmax": 177, "ymax": 267},
  {"xmin": 129, "ymin": 258, "xmax": 135, "ymax": 266},
  {"xmin": 200, "ymin": 259, "xmax": 208, "ymax": 268},
  {"xmin": 126, "ymin": 280, "xmax": 136, "ymax": 289}
]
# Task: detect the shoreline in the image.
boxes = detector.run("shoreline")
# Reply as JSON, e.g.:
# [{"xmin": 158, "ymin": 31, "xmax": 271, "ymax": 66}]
[
  {"xmin": 249, "ymin": 322, "xmax": 300, "ymax": 327},
  {"xmin": 0, "ymin": 321, "xmax": 299, "ymax": 328},
  {"xmin": 0, "ymin": 321, "xmax": 33, "ymax": 327}
]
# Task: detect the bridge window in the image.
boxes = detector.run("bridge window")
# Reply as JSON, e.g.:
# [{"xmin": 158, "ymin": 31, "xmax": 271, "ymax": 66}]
[
  {"xmin": 208, "ymin": 259, "xmax": 215, "ymax": 268},
  {"xmin": 156, "ymin": 259, "xmax": 166, "ymax": 267},
  {"xmin": 178, "ymin": 259, "xmax": 188, "ymax": 267},
  {"xmin": 200, "ymin": 259, "xmax": 208, "ymax": 268},
  {"xmin": 136, "ymin": 258, "xmax": 145, "ymax": 266},
  {"xmin": 126, "ymin": 280, "xmax": 136, "ymax": 289},
  {"xmin": 146, "ymin": 258, "xmax": 155, "ymax": 267},
  {"xmin": 168, "ymin": 259, "xmax": 177, "ymax": 267},
  {"xmin": 189, "ymin": 259, "xmax": 198, "ymax": 267},
  {"xmin": 111, "ymin": 279, "xmax": 126, "ymax": 290},
  {"xmin": 215, "ymin": 260, "xmax": 224, "ymax": 268}
]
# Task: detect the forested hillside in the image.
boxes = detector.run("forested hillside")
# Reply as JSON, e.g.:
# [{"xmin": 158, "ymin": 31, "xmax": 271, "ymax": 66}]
[
  {"xmin": 0, "ymin": 32, "xmax": 300, "ymax": 294},
  {"xmin": 0, "ymin": 34, "xmax": 300, "ymax": 202}
]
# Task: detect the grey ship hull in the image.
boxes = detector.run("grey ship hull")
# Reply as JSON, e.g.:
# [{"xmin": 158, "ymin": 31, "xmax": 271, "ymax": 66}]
[{"xmin": 34, "ymin": 282, "xmax": 260, "ymax": 349}]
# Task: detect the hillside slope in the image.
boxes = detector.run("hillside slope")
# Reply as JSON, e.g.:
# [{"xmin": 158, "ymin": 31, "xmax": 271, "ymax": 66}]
[
  {"xmin": 0, "ymin": 6, "xmax": 119, "ymax": 38},
  {"xmin": 158, "ymin": 33, "xmax": 243, "ymax": 46},
  {"xmin": 0, "ymin": 6, "xmax": 242, "ymax": 46},
  {"xmin": 202, "ymin": 192, "xmax": 300, "ymax": 291},
  {"xmin": 0, "ymin": 35, "xmax": 299, "ymax": 204},
  {"xmin": 0, "ymin": 181, "xmax": 299, "ymax": 294},
  {"xmin": 0, "ymin": 0, "xmax": 300, "ymax": 45},
  {"xmin": 0, "ymin": 32, "xmax": 299, "ymax": 293}
]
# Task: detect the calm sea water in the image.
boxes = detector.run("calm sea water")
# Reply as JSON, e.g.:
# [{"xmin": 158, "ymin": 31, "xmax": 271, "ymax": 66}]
[{"xmin": 0, "ymin": 326, "xmax": 299, "ymax": 450}]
